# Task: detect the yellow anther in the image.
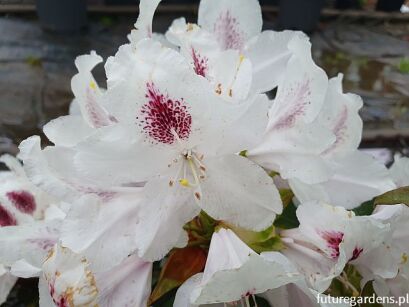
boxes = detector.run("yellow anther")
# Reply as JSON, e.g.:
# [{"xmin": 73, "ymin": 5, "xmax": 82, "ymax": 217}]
[
  {"xmin": 90, "ymin": 81, "xmax": 97, "ymax": 90},
  {"xmin": 179, "ymin": 178, "xmax": 190, "ymax": 187},
  {"xmin": 239, "ymin": 54, "xmax": 245, "ymax": 64},
  {"xmin": 402, "ymin": 253, "xmax": 408, "ymax": 264}
]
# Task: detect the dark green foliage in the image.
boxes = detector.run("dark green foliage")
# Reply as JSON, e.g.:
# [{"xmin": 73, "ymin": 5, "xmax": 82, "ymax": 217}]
[
  {"xmin": 352, "ymin": 199, "xmax": 376, "ymax": 216},
  {"xmin": 274, "ymin": 201, "xmax": 299, "ymax": 229},
  {"xmin": 1, "ymin": 278, "xmax": 39, "ymax": 307}
]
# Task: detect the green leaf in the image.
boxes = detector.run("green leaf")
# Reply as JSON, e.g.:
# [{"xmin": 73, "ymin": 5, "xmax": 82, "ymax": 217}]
[
  {"xmin": 274, "ymin": 201, "xmax": 299, "ymax": 229},
  {"xmin": 326, "ymin": 265, "xmax": 363, "ymax": 298},
  {"xmin": 225, "ymin": 224, "xmax": 284, "ymax": 253},
  {"xmin": 2, "ymin": 278, "xmax": 39, "ymax": 307},
  {"xmin": 352, "ymin": 199, "xmax": 376, "ymax": 216},
  {"xmin": 360, "ymin": 281, "xmax": 383, "ymax": 307},
  {"xmin": 374, "ymin": 186, "xmax": 409, "ymax": 206},
  {"xmin": 151, "ymin": 288, "xmax": 177, "ymax": 307},
  {"xmin": 254, "ymin": 296, "xmax": 272, "ymax": 307},
  {"xmin": 279, "ymin": 189, "xmax": 294, "ymax": 208}
]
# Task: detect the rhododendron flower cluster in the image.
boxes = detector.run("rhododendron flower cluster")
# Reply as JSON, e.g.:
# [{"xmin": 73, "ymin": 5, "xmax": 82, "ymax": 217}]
[{"xmin": 0, "ymin": 0, "xmax": 408, "ymax": 306}]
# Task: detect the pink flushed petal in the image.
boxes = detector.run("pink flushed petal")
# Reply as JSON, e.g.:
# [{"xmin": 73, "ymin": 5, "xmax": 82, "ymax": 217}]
[
  {"xmin": 191, "ymin": 47, "xmax": 209, "ymax": 78},
  {"xmin": 319, "ymin": 230, "xmax": 344, "ymax": 259},
  {"xmin": 0, "ymin": 204, "xmax": 17, "ymax": 227},
  {"xmin": 272, "ymin": 79, "xmax": 312, "ymax": 130},
  {"xmin": 27, "ymin": 238, "xmax": 56, "ymax": 252},
  {"xmin": 214, "ymin": 10, "xmax": 245, "ymax": 50},
  {"xmin": 138, "ymin": 82, "xmax": 192, "ymax": 145},
  {"xmin": 6, "ymin": 190, "xmax": 36, "ymax": 215},
  {"xmin": 68, "ymin": 182, "xmax": 117, "ymax": 202},
  {"xmin": 321, "ymin": 105, "xmax": 348, "ymax": 156},
  {"xmin": 85, "ymin": 88, "xmax": 117, "ymax": 128}
]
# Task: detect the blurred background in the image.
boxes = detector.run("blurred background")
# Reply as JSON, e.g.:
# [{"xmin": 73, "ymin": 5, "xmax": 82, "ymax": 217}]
[{"xmin": 0, "ymin": 0, "xmax": 408, "ymax": 305}]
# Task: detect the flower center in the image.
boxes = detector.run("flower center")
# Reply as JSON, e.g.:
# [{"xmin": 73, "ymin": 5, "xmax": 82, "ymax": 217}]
[
  {"xmin": 168, "ymin": 149, "xmax": 206, "ymax": 200},
  {"xmin": 138, "ymin": 82, "xmax": 192, "ymax": 145}
]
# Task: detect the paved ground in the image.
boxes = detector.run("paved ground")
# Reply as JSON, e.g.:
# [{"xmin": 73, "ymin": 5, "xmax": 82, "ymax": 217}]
[{"xmin": 0, "ymin": 14, "xmax": 408, "ymax": 158}]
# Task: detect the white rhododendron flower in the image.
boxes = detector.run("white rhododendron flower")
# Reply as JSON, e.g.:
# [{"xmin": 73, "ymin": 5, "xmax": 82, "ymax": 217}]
[
  {"xmin": 45, "ymin": 38, "xmax": 282, "ymax": 260},
  {"xmin": 247, "ymin": 37, "xmax": 334, "ymax": 184},
  {"xmin": 0, "ymin": 155, "xmax": 57, "ymax": 303},
  {"xmin": 165, "ymin": 0, "xmax": 308, "ymax": 100},
  {"xmin": 174, "ymin": 228, "xmax": 301, "ymax": 306},
  {"xmin": 287, "ymin": 75, "xmax": 396, "ymax": 209},
  {"xmin": 281, "ymin": 201, "xmax": 389, "ymax": 292},
  {"xmin": 40, "ymin": 245, "xmax": 152, "ymax": 307},
  {"xmin": 0, "ymin": 0, "xmax": 406, "ymax": 306}
]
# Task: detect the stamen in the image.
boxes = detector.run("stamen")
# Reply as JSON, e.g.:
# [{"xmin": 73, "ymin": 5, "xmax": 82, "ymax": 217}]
[
  {"xmin": 187, "ymin": 158, "xmax": 201, "ymax": 186},
  {"xmin": 169, "ymin": 159, "xmax": 184, "ymax": 188},
  {"xmin": 179, "ymin": 178, "xmax": 190, "ymax": 187},
  {"xmin": 239, "ymin": 54, "xmax": 245, "ymax": 64},
  {"xmin": 245, "ymin": 296, "xmax": 251, "ymax": 307},
  {"xmin": 192, "ymin": 154, "xmax": 206, "ymax": 172},
  {"xmin": 194, "ymin": 192, "xmax": 201, "ymax": 200}
]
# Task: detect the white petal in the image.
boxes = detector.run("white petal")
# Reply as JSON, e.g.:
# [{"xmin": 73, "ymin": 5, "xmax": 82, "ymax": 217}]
[
  {"xmin": 267, "ymin": 37, "xmax": 328, "ymax": 127},
  {"xmin": 0, "ymin": 154, "xmax": 53, "ymax": 221},
  {"xmin": 319, "ymin": 74, "xmax": 363, "ymax": 157},
  {"xmin": 285, "ymin": 201, "xmax": 391, "ymax": 290},
  {"xmin": 249, "ymin": 121, "xmax": 335, "ymax": 184},
  {"xmin": 0, "ymin": 266, "xmax": 17, "ymax": 305},
  {"xmin": 281, "ymin": 232, "xmax": 342, "ymax": 292},
  {"xmin": 19, "ymin": 136, "xmax": 127, "ymax": 203},
  {"xmin": 18, "ymin": 136, "xmax": 80, "ymax": 202},
  {"xmin": 210, "ymin": 49, "xmax": 252, "ymax": 101},
  {"xmin": 208, "ymin": 94, "xmax": 269, "ymax": 156},
  {"xmin": 263, "ymin": 284, "xmax": 351, "ymax": 307},
  {"xmin": 134, "ymin": 177, "xmax": 200, "ymax": 261},
  {"xmin": 96, "ymin": 255, "xmax": 152, "ymax": 307},
  {"xmin": 43, "ymin": 115, "xmax": 95, "ymax": 147},
  {"xmin": 60, "ymin": 193, "xmax": 142, "ymax": 271},
  {"xmin": 245, "ymin": 30, "xmax": 309, "ymax": 94},
  {"xmin": 42, "ymin": 245, "xmax": 99, "ymax": 306},
  {"xmin": 38, "ymin": 275, "xmax": 56, "ymax": 307},
  {"xmin": 199, "ymin": 154, "xmax": 282, "ymax": 231},
  {"xmin": 290, "ymin": 151, "xmax": 397, "ymax": 209},
  {"xmin": 73, "ymin": 124, "xmax": 177, "ymax": 185},
  {"xmin": 128, "ymin": 0, "xmax": 161, "ymax": 44},
  {"xmin": 151, "ymin": 32, "xmax": 178, "ymax": 50},
  {"xmin": 198, "ymin": 0, "xmax": 262, "ymax": 50},
  {"xmin": 174, "ymin": 273, "xmax": 203, "ymax": 307},
  {"xmin": 72, "ymin": 51, "xmax": 116, "ymax": 129},
  {"xmin": 10, "ymin": 259, "xmax": 42, "ymax": 278},
  {"xmin": 192, "ymin": 229, "xmax": 300, "ymax": 304},
  {"xmin": 389, "ymin": 154, "xmax": 409, "ymax": 187},
  {"xmin": 0, "ymin": 154, "xmax": 25, "ymax": 177},
  {"xmin": 0, "ymin": 219, "xmax": 60, "ymax": 274}
]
